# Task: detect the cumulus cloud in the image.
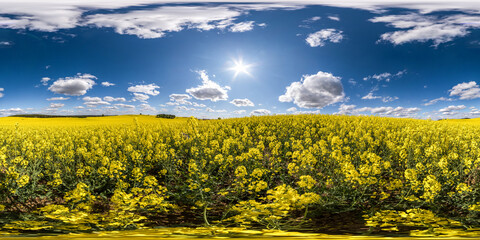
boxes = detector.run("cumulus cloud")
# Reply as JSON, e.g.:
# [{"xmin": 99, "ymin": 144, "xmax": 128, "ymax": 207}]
[
  {"xmin": 305, "ymin": 28, "xmax": 343, "ymax": 47},
  {"xmin": 49, "ymin": 103, "xmax": 64, "ymax": 108},
  {"xmin": 132, "ymin": 93, "xmax": 150, "ymax": 102},
  {"xmin": 336, "ymin": 104, "xmax": 356, "ymax": 115},
  {"xmin": 0, "ymin": 108, "xmax": 24, "ymax": 116},
  {"xmin": 128, "ymin": 83, "xmax": 160, "ymax": 96},
  {"xmin": 47, "ymin": 97, "xmax": 69, "ymax": 101},
  {"xmin": 449, "ymin": 81, "xmax": 480, "ymax": 100},
  {"xmin": 287, "ymin": 107, "xmax": 297, "ymax": 112},
  {"xmin": 363, "ymin": 70, "xmax": 406, "ymax": 82},
  {"xmin": 48, "ymin": 73, "xmax": 96, "ymax": 96},
  {"xmin": 230, "ymin": 98, "xmax": 254, "ymax": 107},
  {"xmin": 101, "ymin": 81, "xmax": 115, "ymax": 87},
  {"xmin": 2, "ymin": 1, "xmax": 480, "ymax": 40},
  {"xmin": 0, "ymin": 88, "xmax": 3, "ymax": 98},
  {"xmin": 115, "ymin": 103, "xmax": 135, "ymax": 109},
  {"xmin": 230, "ymin": 21, "xmax": 255, "ymax": 32},
  {"xmin": 357, "ymin": 106, "xmax": 421, "ymax": 117},
  {"xmin": 138, "ymin": 103, "xmax": 156, "ymax": 112},
  {"xmin": 86, "ymin": 5, "xmax": 263, "ymax": 38},
  {"xmin": 192, "ymin": 102, "xmax": 206, "ymax": 108},
  {"xmin": 41, "ymin": 77, "xmax": 51, "ymax": 86},
  {"xmin": 169, "ymin": 93, "xmax": 193, "ymax": 105},
  {"xmin": 370, "ymin": 14, "xmax": 480, "ymax": 46},
  {"xmin": 439, "ymin": 105, "xmax": 466, "ymax": 115},
  {"xmin": 104, "ymin": 96, "xmax": 126, "ymax": 102},
  {"xmin": 251, "ymin": 109, "xmax": 271, "ymax": 115},
  {"xmin": 186, "ymin": 70, "xmax": 229, "ymax": 102},
  {"xmin": 233, "ymin": 110, "xmax": 246, "ymax": 114},
  {"xmin": 175, "ymin": 106, "xmax": 197, "ymax": 112},
  {"xmin": 335, "ymin": 104, "xmax": 420, "ymax": 117},
  {"xmin": 423, "ymin": 97, "xmax": 454, "ymax": 106},
  {"xmin": 279, "ymin": 71, "xmax": 345, "ymax": 109},
  {"xmin": 83, "ymin": 96, "xmax": 110, "ymax": 107}
]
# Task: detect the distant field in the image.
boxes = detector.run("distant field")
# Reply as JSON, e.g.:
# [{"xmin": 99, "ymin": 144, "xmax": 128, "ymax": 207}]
[
  {"xmin": 0, "ymin": 115, "xmax": 188, "ymax": 126},
  {"xmin": 443, "ymin": 118, "xmax": 480, "ymax": 124},
  {"xmin": 0, "ymin": 115, "xmax": 479, "ymax": 238}
]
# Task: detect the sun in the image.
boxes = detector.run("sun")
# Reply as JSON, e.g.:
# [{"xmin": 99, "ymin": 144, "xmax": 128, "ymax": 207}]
[{"xmin": 229, "ymin": 58, "xmax": 253, "ymax": 78}]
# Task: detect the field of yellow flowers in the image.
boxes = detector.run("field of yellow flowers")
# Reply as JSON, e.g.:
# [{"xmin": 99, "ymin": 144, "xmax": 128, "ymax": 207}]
[{"xmin": 0, "ymin": 114, "xmax": 480, "ymax": 237}]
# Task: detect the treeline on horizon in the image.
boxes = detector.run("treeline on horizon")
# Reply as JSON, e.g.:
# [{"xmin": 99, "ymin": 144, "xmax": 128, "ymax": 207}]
[{"xmin": 9, "ymin": 114, "xmax": 114, "ymax": 118}]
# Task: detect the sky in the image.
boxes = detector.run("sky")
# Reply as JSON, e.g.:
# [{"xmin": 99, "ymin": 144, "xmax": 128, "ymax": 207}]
[{"xmin": 1, "ymin": 0, "xmax": 480, "ymax": 119}]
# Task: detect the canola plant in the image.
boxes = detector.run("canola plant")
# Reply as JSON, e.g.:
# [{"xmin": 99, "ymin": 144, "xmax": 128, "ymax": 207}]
[{"xmin": 0, "ymin": 115, "xmax": 479, "ymax": 236}]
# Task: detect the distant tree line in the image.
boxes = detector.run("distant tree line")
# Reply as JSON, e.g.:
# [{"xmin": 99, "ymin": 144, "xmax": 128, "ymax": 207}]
[
  {"xmin": 156, "ymin": 114, "xmax": 175, "ymax": 119},
  {"xmin": 10, "ymin": 114, "xmax": 111, "ymax": 118}
]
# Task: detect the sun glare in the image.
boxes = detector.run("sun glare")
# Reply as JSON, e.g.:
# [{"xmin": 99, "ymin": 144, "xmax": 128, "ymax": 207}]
[{"xmin": 229, "ymin": 58, "xmax": 253, "ymax": 78}]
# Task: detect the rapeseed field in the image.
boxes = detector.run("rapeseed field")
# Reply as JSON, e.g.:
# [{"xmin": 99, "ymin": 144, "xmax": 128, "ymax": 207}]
[{"xmin": 0, "ymin": 115, "xmax": 479, "ymax": 237}]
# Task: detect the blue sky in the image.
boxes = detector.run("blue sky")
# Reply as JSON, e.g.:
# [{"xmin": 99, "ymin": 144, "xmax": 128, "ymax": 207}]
[{"xmin": 1, "ymin": 1, "xmax": 480, "ymax": 119}]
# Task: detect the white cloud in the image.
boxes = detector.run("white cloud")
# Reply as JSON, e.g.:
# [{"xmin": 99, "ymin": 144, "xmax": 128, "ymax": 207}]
[
  {"xmin": 206, "ymin": 107, "xmax": 226, "ymax": 113},
  {"xmin": 363, "ymin": 70, "xmax": 406, "ymax": 82},
  {"xmin": 82, "ymin": 96, "xmax": 110, "ymax": 106},
  {"xmin": 115, "ymin": 103, "xmax": 135, "ymax": 109},
  {"xmin": 382, "ymin": 96, "xmax": 399, "ymax": 102},
  {"xmin": 170, "ymin": 93, "xmax": 191, "ymax": 102},
  {"xmin": 169, "ymin": 93, "xmax": 193, "ymax": 105},
  {"xmin": 306, "ymin": 16, "xmax": 321, "ymax": 22},
  {"xmin": 101, "ymin": 81, "xmax": 115, "ymax": 87},
  {"xmin": 74, "ymin": 106, "xmax": 84, "ymax": 109},
  {"xmin": 423, "ymin": 97, "xmax": 454, "ymax": 106},
  {"xmin": 128, "ymin": 83, "xmax": 160, "ymax": 96},
  {"xmin": 175, "ymin": 106, "xmax": 197, "ymax": 112},
  {"xmin": 138, "ymin": 103, "xmax": 156, "ymax": 112},
  {"xmin": 0, "ymin": 88, "xmax": 3, "ymax": 98},
  {"xmin": 0, "ymin": 41, "xmax": 12, "ymax": 46},
  {"xmin": 192, "ymin": 102, "xmax": 206, "ymax": 108},
  {"xmin": 370, "ymin": 14, "xmax": 480, "ymax": 46},
  {"xmin": 48, "ymin": 73, "xmax": 96, "ymax": 96},
  {"xmin": 233, "ymin": 110, "xmax": 246, "ymax": 114},
  {"xmin": 362, "ymin": 92, "xmax": 382, "ymax": 100},
  {"xmin": 104, "ymin": 96, "xmax": 126, "ymax": 102},
  {"xmin": 336, "ymin": 104, "xmax": 356, "ymax": 115},
  {"xmin": 230, "ymin": 98, "xmax": 254, "ymax": 107},
  {"xmin": 230, "ymin": 21, "xmax": 255, "ymax": 32},
  {"xmin": 335, "ymin": 104, "xmax": 420, "ymax": 117},
  {"xmin": 287, "ymin": 107, "xmax": 297, "ymax": 112},
  {"xmin": 357, "ymin": 106, "xmax": 421, "ymax": 117},
  {"xmin": 47, "ymin": 97, "xmax": 69, "ymax": 101},
  {"xmin": 186, "ymin": 70, "xmax": 229, "ymax": 102},
  {"xmin": 49, "ymin": 103, "xmax": 64, "ymax": 108},
  {"xmin": 297, "ymin": 110, "xmax": 321, "ymax": 114},
  {"xmin": 2, "ymin": 1, "xmax": 480, "ymax": 39},
  {"xmin": 251, "ymin": 109, "xmax": 271, "ymax": 115},
  {"xmin": 0, "ymin": 108, "xmax": 24, "ymax": 116},
  {"xmin": 328, "ymin": 16, "xmax": 340, "ymax": 21},
  {"xmin": 86, "ymin": 5, "xmax": 253, "ymax": 38},
  {"xmin": 41, "ymin": 77, "xmax": 51, "ymax": 86},
  {"xmin": 439, "ymin": 105, "xmax": 466, "ymax": 115},
  {"xmin": 132, "ymin": 93, "xmax": 150, "ymax": 102},
  {"xmin": 305, "ymin": 28, "xmax": 343, "ymax": 47},
  {"xmin": 279, "ymin": 71, "xmax": 345, "ymax": 109},
  {"xmin": 449, "ymin": 81, "xmax": 480, "ymax": 100}
]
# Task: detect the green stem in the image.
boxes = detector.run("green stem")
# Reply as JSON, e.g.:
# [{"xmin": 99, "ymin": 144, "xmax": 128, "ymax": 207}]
[{"xmin": 203, "ymin": 205, "xmax": 210, "ymax": 226}]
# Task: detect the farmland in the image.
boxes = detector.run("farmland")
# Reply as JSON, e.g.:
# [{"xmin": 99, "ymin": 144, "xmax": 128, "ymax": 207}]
[{"xmin": 0, "ymin": 115, "xmax": 479, "ymax": 238}]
